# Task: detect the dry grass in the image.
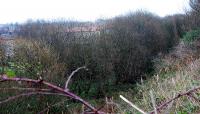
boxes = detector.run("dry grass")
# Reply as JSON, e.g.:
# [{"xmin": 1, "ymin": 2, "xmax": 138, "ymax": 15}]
[
  {"xmin": 3, "ymin": 38, "xmax": 200, "ymax": 113},
  {"xmin": 116, "ymin": 41, "xmax": 200, "ymax": 113},
  {"xmin": 0, "ymin": 45, "xmax": 4, "ymax": 60},
  {"xmin": 13, "ymin": 38, "xmax": 66, "ymax": 83},
  {"xmin": 0, "ymin": 38, "xmax": 70, "ymax": 114},
  {"xmin": 0, "ymin": 39, "xmax": 5, "ymax": 57}
]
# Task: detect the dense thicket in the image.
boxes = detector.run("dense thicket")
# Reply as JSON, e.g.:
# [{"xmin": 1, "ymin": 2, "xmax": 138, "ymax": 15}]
[
  {"xmin": 184, "ymin": 0, "xmax": 200, "ymax": 30},
  {"xmin": 15, "ymin": 11, "xmax": 180, "ymax": 97}
]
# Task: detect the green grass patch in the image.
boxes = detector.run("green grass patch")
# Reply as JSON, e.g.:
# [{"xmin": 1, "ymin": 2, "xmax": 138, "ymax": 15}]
[
  {"xmin": 5, "ymin": 69, "xmax": 16, "ymax": 78},
  {"xmin": 182, "ymin": 28, "xmax": 200, "ymax": 43}
]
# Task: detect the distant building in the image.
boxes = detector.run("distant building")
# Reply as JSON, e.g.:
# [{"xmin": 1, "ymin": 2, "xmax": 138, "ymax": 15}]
[
  {"xmin": 64, "ymin": 23, "xmax": 113, "ymax": 36},
  {"xmin": 0, "ymin": 24, "xmax": 16, "ymax": 39}
]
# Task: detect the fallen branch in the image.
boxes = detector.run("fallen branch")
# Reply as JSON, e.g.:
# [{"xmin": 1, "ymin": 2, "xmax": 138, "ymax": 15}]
[{"xmin": 120, "ymin": 95, "xmax": 147, "ymax": 114}]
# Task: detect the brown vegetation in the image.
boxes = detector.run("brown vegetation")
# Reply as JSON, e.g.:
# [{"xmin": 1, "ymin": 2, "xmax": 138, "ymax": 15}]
[{"xmin": 1, "ymin": 1, "xmax": 200, "ymax": 113}]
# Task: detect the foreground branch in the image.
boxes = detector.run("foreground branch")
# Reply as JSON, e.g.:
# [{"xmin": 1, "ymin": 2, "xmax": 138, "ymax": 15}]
[
  {"xmin": 0, "ymin": 75, "xmax": 104, "ymax": 114},
  {"xmin": 120, "ymin": 95, "xmax": 147, "ymax": 114},
  {"xmin": 149, "ymin": 86, "xmax": 200, "ymax": 114},
  {"xmin": 65, "ymin": 66, "xmax": 86, "ymax": 90},
  {"xmin": 0, "ymin": 92, "xmax": 67, "ymax": 105},
  {"xmin": 0, "ymin": 87, "xmax": 51, "ymax": 92}
]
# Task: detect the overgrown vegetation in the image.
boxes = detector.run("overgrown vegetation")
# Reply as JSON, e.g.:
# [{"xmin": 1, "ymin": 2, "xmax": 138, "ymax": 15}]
[
  {"xmin": 182, "ymin": 28, "xmax": 200, "ymax": 43},
  {"xmin": 1, "ymin": 0, "xmax": 200, "ymax": 113},
  {"xmin": 13, "ymin": 11, "xmax": 181, "ymax": 98},
  {"xmin": 117, "ymin": 40, "xmax": 200, "ymax": 113}
]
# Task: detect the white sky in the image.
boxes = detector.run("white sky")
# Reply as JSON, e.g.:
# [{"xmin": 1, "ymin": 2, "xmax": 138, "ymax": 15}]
[{"xmin": 0, "ymin": 0, "xmax": 190, "ymax": 24}]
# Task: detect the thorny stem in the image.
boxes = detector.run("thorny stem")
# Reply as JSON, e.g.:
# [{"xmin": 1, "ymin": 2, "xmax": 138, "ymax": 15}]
[
  {"xmin": 0, "ymin": 75, "xmax": 105, "ymax": 114},
  {"xmin": 149, "ymin": 86, "xmax": 200, "ymax": 114},
  {"xmin": 0, "ymin": 92, "xmax": 68, "ymax": 105},
  {"xmin": 0, "ymin": 87, "xmax": 51, "ymax": 92}
]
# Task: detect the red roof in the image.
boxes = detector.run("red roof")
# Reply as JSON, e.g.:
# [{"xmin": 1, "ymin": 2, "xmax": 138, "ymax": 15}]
[{"xmin": 65, "ymin": 26, "xmax": 101, "ymax": 33}]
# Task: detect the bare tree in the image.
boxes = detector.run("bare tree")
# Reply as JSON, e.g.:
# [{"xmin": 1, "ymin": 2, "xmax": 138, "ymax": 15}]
[{"xmin": 190, "ymin": 0, "xmax": 200, "ymax": 13}]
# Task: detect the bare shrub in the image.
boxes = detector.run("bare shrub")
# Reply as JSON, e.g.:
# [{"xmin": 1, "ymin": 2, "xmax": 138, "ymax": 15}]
[{"xmin": 13, "ymin": 38, "xmax": 66, "ymax": 83}]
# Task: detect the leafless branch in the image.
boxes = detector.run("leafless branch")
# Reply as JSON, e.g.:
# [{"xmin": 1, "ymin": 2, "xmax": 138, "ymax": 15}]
[
  {"xmin": 186, "ymin": 93, "xmax": 200, "ymax": 104},
  {"xmin": 150, "ymin": 90, "xmax": 157, "ymax": 114},
  {"xmin": 65, "ymin": 66, "xmax": 86, "ymax": 90},
  {"xmin": 149, "ymin": 86, "xmax": 200, "ymax": 114},
  {"xmin": 120, "ymin": 95, "xmax": 147, "ymax": 114},
  {"xmin": 0, "ymin": 75, "xmax": 105, "ymax": 114},
  {"xmin": 0, "ymin": 87, "xmax": 51, "ymax": 92},
  {"xmin": 0, "ymin": 91, "xmax": 67, "ymax": 105}
]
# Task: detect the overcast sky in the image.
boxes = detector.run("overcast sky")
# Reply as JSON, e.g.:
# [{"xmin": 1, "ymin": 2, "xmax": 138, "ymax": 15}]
[{"xmin": 0, "ymin": 0, "xmax": 190, "ymax": 24}]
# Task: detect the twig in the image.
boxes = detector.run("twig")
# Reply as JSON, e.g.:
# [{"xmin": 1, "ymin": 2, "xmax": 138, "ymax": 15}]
[
  {"xmin": 149, "ymin": 86, "xmax": 200, "ymax": 114},
  {"xmin": 0, "ymin": 87, "xmax": 51, "ymax": 92},
  {"xmin": 120, "ymin": 95, "xmax": 147, "ymax": 114},
  {"xmin": 0, "ymin": 91, "xmax": 68, "ymax": 105},
  {"xmin": 165, "ymin": 92, "xmax": 176, "ymax": 113},
  {"xmin": 65, "ymin": 66, "xmax": 86, "ymax": 90},
  {"xmin": 150, "ymin": 90, "xmax": 157, "ymax": 114},
  {"xmin": 187, "ymin": 93, "xmax": 200, "ymax": 104}
]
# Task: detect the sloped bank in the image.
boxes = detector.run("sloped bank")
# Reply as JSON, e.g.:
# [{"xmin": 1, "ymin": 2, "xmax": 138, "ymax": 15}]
[{"xmin": 116, "ymin": 40, "xmax": 200, "ymax": 113}]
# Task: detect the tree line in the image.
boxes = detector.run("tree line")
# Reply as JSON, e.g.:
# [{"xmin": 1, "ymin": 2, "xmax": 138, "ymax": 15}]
[{"xmin": 11, "ymin": 1, "xmax": 200, "ymax": 97}]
